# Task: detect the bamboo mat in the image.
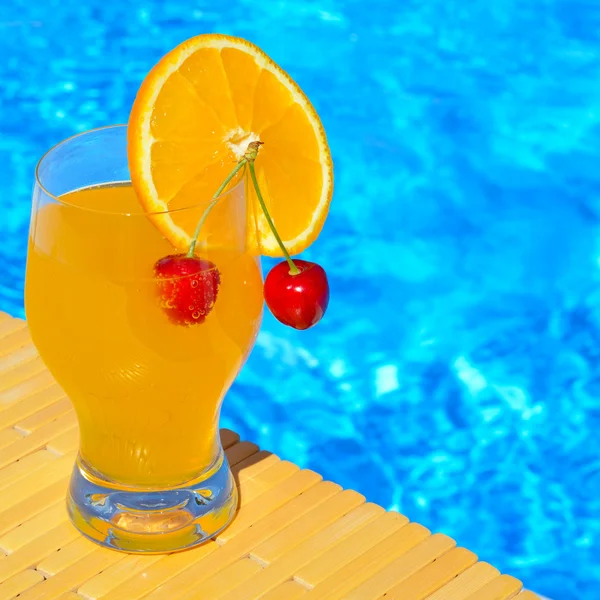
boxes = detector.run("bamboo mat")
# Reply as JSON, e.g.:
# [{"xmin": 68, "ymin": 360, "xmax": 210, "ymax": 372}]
[{"xmin": 0, "ymin": 312, "xmax": 539, "ymax": 600}]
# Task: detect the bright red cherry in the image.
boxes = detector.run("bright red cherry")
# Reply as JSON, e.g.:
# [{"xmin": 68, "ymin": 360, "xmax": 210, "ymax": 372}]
[
  {"xmin": 264, "ymin": 259, "xmax": 329, "ymax": 330},
  {"xmin": 154, "ymin": 254, "xmax": 220, "ymax": 326}
]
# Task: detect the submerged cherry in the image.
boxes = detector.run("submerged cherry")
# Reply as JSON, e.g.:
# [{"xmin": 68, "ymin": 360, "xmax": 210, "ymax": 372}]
[
  {"xmin": 264, "ymin": 259, "xmax": 329, "ymax": 330},
  {"xmin": 154, "ymin": 254, "xmax": 220, "ymax": 326},
  {"xmin": 152, "ymin": 150, "xmax": 245, "ymax": 327}
]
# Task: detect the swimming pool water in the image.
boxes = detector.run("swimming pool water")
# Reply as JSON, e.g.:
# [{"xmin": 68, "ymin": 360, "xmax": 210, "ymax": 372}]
[{"xmin": 2, "ymin": 2, "xmax": 599, "ymax": 597}]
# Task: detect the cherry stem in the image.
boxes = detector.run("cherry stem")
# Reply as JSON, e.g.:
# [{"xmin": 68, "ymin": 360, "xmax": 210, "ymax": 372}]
[
  {"xmin": 187, "ymin": 160, "xmax": 247, "ymax": 258},
  {"xmin": 247, "ymin": 160, "xmax": 299, "ymax": 275},
  {"xmin": 186, "ymin": 141, "xmax": 299, "ymax": 276}
]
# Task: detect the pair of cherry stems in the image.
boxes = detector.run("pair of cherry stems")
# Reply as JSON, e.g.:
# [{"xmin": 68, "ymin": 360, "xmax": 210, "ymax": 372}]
[{"xmin": 186, "ymin": 141, "xmax": 299, "ymax": 276}]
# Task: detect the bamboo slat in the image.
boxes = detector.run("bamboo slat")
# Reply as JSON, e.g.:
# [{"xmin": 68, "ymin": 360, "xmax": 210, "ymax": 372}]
[
  {"xmin": 462, "ymin": 575, "xmax": 523, "ymax": 600},
  {"xmin": 0, "ymin": 313, "xmax": 539, "ymax": 599},
  {"xmin": 294, "ymin": 510, "xmax": 408, "ymax": 588},
  {"xmin": 0, "ymin": 568, "xmax": 45, "ymax": 600}
]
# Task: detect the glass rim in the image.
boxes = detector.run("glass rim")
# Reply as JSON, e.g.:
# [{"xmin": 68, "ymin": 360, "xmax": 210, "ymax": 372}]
[{"xmin": 35, "ymin": 124, "xmax": 244, "ymax": 217}]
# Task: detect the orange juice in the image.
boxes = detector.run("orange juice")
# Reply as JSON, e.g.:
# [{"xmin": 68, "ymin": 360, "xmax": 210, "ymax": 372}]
[{"xmin": 25, "ymin": 183, "xmax": 263, "ymax": 487}]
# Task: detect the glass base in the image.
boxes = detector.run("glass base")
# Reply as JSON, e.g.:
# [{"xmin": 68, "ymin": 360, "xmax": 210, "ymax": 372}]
[{"xmin": 67, "ymin": 452, "xmax": 238, "ymax": 553}]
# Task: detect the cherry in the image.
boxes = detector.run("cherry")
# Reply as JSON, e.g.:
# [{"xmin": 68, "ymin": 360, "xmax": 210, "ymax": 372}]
[
  {"xmin": 153, "ymin": 142, "xmax": 330, "ymax": 330},
  {"xmin": 264, "ymin": 259, "xmax": 329, "ymax": 330},
  {"xmin": 154, "ymin": 254, "xmax": 220, "ymax": 326}
]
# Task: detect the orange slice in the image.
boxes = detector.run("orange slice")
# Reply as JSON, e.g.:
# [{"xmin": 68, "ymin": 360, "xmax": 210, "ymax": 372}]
[{"xmin": 128, "ymin": 34, "xmax": 333, "ymax": 256}]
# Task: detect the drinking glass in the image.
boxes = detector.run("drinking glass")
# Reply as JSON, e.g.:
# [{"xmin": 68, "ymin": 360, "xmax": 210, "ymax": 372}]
[{"xmin": 25, "ymin": 125, "xmax": 263, "ymax": 552}]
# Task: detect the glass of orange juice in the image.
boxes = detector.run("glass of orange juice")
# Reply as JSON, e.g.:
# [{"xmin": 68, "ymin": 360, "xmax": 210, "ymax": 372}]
[{"xmin": 25, "ymin": 125, "xmax": 264, "ymax": 552}]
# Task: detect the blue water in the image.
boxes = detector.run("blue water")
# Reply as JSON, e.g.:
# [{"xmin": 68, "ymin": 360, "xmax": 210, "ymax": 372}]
[{"xmin": 1, "ymin": 2, "xmax": 599, "ymax": 597}]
